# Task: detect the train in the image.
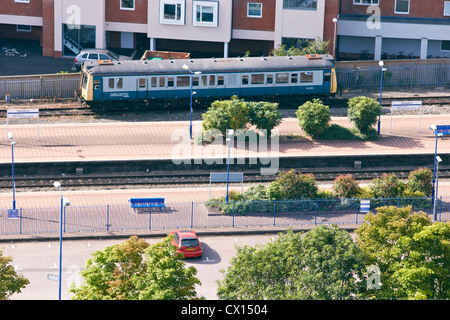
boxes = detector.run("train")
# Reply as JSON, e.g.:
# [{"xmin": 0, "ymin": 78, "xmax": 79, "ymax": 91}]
[{"xmin": 80, "ymin": 54, "xmax": 337, "ymax": 107}]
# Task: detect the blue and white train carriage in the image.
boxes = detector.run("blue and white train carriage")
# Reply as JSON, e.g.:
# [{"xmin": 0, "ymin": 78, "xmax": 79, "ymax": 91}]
[{"xmin": 80, "ymin": 54, "xmax": 337, "ymax": 105}]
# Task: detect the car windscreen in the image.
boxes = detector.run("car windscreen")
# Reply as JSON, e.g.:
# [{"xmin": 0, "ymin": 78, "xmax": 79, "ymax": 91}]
[{"xmin": 181, "ymin": 238, "xmax": 199, "ymax": 247}]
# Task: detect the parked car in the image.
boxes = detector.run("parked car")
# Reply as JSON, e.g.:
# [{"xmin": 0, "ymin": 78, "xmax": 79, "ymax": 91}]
[
  {"xmin": 74, "ymin": 49, "xmax": 131, "ymax": 70},
  {"xmin": 169, "ymin": 230, "xmax": 203, "ymax": 259}
]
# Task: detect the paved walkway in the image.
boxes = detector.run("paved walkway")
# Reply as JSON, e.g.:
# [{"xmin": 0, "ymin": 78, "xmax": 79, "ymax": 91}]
[{"xmin": 1, "ymin": 114, "xmax": 449, "ymax": 164}]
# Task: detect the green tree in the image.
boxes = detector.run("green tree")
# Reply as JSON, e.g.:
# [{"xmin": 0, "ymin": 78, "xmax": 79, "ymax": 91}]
[
  {"xmin": 248, "ymin": 101, "xmax": 282, "ymax": 137},
  {"xmin": 356, "ymin": 206, "xmax": 450, "ymax": 300},
  {"xmin": 295, "ymin": 99, "xmax": 331, "ymax": 138},
  {"xmin": 202, "ymin": 96, "xmax": 250, "ymax": 135},
  {"xmin": 347, "ymin": 96, "xmax": 381, "ymax": 135},
  {"xmin": 271, "ymin": 38, "xmax": 330, "ymax": 56},
  {"xmin": 406, "ymin": 168, "xmax": 433, "ymax": 197},
  {"xmin": 332, "ymin": 174, "xmax": 360, "ymax": 199},
  {"xmin": 266, "ymin": 169, "xmax": 318, "ymax": 200},
  {"xmin": 70, "ymin": 236, "xmax": 201, "ymax": 300},
  {"xmin": 0, "ymin": 249, "xmax": 30, "ymax": 300},
  {"xmin": 370, "ymin": 173, "xmax": 405, "ymax": 198},
  {"xmin": 217, "ymin": 226, "xmax": 364, "ymax": 300}
]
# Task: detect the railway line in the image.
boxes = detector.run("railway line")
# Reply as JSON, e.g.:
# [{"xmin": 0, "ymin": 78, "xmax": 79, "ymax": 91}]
[{"xmin": 1, "ymin": 94, "xmax": 450, "ymax": 118}]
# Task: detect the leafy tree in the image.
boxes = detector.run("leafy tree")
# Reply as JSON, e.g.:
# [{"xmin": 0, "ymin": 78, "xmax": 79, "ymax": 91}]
[
  {"xmin": 248, "ymin": 101, "xmax": 282, "ymax": 137},
  {"xmin": 406, "ymin": 168, "xmax": 433, "ymax": 197},
  {"xmin": 347, "ymin": 96, "xmax": 381, "ymax": 134},
  {"xmin": 70, "ymin": 236, "xmax": 201, "ymax": 300},
  {"xmin": 266, "ymin": 169, "xmax": 318, "ymax": 200},
  {"xmin": 332, "ymin": 174, "xmax": 360, "ymax": 198},
  {"xmin": 370, "ymin": 173, "xmax": 405, "ymax": 198},
  {"xmin": 0, "ymin": 249, "xmax": 30, "ymax": 300},
  {"xmin": 356, "ymin": 206, "xmax": 450, "ymax": 300},
  {"xmin": 217, "ymin": 226, "xmax": 364, "ymax": 300},
  {"xmin": 295, "ymin": 99, "xmax": 331, "ymax": 138},
  {"xmin": 272, "ymin": 38, "xmax": 330, "ymax": 56},
  {"xmin": 202, "ymin": 96, "xmax": 250, "ymax": 135}
]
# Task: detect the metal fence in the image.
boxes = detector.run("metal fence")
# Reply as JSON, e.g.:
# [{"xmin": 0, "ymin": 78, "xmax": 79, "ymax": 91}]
[
  {"xmin": 336, "ymin": 63, "xmax": 450, "ymax": 89},
  {"xmin": 0, "ymin": 197, "xmax": 448, "ymax": 236},
  {"xmin": 0, "ymin": 73, "xmax": 80, "ymax": 100}
]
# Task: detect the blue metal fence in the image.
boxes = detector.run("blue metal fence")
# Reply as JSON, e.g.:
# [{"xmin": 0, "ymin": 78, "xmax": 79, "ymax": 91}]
[{"xmin": 0, "ymin": 197, "xmax": 448, "ymax": 236}]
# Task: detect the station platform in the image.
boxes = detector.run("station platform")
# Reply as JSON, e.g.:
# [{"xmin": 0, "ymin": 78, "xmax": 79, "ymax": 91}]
[{"xmin": 0, "ymin": 114, "xmax": 449, "ymax": 164}]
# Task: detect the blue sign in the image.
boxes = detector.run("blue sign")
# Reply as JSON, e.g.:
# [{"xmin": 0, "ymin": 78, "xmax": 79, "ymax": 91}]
[
  {"xmin": 8, "ymin": 209, "xmax": 19, "ymax": 219},
  {"xmin": 430, "ymin": 125, "xmax": 450, "ymax": 136}
]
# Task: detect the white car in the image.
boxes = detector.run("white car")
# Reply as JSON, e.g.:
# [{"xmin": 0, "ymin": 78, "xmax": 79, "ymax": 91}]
[{"xmin": 74, "ymin": 49, "xmax": 131, "ymax": 70}]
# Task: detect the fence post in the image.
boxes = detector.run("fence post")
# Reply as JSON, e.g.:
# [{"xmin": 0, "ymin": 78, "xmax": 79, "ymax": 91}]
[
  {"xmin": 273, "ymin": 200, "xmax": 277, "ymax": 227},
  {"xmin": 106, "ymin": 204, "xmax": 110, "ymax": 232},
  {"xmin": 314, "ymin": 199, "xmax": 318, "ymax": 225},
  {"xmin": 232, "ymin": 201, "xmax": 235, "ymax": 227}
]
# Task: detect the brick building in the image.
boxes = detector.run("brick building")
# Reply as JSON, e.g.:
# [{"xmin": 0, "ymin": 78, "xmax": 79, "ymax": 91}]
[
  {"xmin": 336, "ymin": 0, "xmax": 450, "ymax": 60},
  {"xmin": 0, "ymin": 0, "xmax": 343, "ymax": 59}
]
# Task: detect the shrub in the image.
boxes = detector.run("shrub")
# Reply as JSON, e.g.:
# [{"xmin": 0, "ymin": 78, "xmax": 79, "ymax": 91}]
[
  {"xmin": 332, "ymin": 174, "xmax": 360, "ymax": 199},
  {"xmin": 295, "ymin": 99, "xmax": 331, "ymax": 138},
  {"xmin": 266, "ymin": 169, "xmax": 318, "ymax": 200},
  {"xmin": 406, "ymin": 168, "xmax": 433, "ymax": 197},
  {"xmin": 371, "ymin": 173, "xmax": 406, "ymax": 198},
  {"xmin": 347, "ymin": 96, "xmax": 381, "ymax": 134},
  {"xmin": 248, "ymin": 101, "xmax": 282, "ymax": 137}
]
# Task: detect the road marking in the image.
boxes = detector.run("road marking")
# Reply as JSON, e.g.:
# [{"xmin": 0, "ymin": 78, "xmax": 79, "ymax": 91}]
[{"xmin": 203, "ymin": 256, "xmax": 215, "ymax": 263}]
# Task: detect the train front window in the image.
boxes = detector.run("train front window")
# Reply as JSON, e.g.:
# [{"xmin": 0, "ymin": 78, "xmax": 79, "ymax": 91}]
[{"xmin": 324, "ymin": 73, "xmax": 331, "ymax": 82}]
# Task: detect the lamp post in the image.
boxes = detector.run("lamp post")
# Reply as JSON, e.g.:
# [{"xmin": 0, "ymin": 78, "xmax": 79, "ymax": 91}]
[
  {"xmin": 225, "ymin": 129, "xmax": 234, "ymax": 203},
  {"xmin": 434, "ymin": 156, "xmax": 442, "ymax": 221},
  {"xmin": 377, "ymin": 61, "xmax": 387, "ymax": 135},
  {"xmin": 53, "ymin": 181, "xmax": 70, "ymax": 300},
  {"xmin": 7, "ymin": 133, "xmax": 16, "ymax": 210},
  {"xmin": 182, "ymin": 64, "xmax": 202, "ymax": 139},
  {"xmin": 332, "ymin": 18, "xmax": 338, "ymax": 58}
]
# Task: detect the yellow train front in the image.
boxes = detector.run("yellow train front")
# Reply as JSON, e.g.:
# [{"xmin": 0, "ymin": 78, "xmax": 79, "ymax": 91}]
[{"xmin": 80, "ymin": 54, "xmax": 337, "ymax": 104}]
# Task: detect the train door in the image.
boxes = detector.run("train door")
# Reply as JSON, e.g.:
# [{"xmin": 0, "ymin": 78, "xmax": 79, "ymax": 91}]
[
  {"xmin": 323, "ymin": 70, "xmax": 332, "ymax": 94},
  {"xmin": 137, "ymin": 77, "xmax": 148, "ymax": 99},
  {"xmin": 240, "ymin": 73, "xmax": 250, "ymax": 96},
  {"xmin": 264, "ymin": 73, "xmax": 275, "ymax": 96}
]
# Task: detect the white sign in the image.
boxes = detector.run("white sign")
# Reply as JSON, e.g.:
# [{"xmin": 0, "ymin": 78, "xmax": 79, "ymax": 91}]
[
  {"xmin": 360, "ymin": 200, "xmax": 371, "ymax": 213},
  {"xmin": 47, "ymin": 274, "xmax": 59, "ymax": 281},
  {"xmin": 390, "ymin": 101, "xmax": 422, "ymax": 133},
  {"xmin": 7, "ymin": 109, "xmax": 39, "ymax": 119}
]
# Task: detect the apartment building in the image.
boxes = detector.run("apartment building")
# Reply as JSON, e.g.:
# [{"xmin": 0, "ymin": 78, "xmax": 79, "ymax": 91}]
[
  {"xmin": 336, "ymin": 0, "xmax": 450, "ymax": 60},
  {"xmin": 0, "ymin": 0, "xmax": 342, "ymax": 58}
]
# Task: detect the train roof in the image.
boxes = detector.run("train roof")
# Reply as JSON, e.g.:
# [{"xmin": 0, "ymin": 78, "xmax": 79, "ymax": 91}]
[{"xmin": 84, "ymin": 54, "xmax": 335, "ymax": 76}]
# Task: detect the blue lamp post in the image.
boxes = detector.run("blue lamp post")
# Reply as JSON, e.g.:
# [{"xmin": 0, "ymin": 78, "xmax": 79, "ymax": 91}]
[
  {"xmin": 377, "ymin": 61, "xmax": 387, "ymax": 135},
  {"xmin": 225, "ymin": 129, "xmax": 235, "ymax": 203},
  {"xmin": 182, "ymin": 64, "xmax": 202, "ymax": 139},
  {"xmin": 53, "ymin": 181, "xmax": 70, "ymax": 300},
  {"xmin": 8, "ymin": 132, "xmax": 16, "ymax": 210}
]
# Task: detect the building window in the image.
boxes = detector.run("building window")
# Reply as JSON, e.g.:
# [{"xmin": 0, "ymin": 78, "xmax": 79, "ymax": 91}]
[
  {"xmin": 120, "ymin": 0, "xmax": 135, "ymax": 10},
  {"xmin": 16, "ymin": 25, "xmax": 31, "ymax": 32},
  {"xmin": 444, "ymin": 1, "xmax": 450, "ymax": 16},
  {"xmin": 193, "ymin": 1, "xmax": 219, "ymax": 27},
  {"xmin": 353, "ymin": 0, "xmax": 379, "ymax": 5},
  {"xmin": 441, "ymin": 41, "xmax": 450, "ymax": 51},
  {"xmin": 160, "ymin": 0, "xmax": 185, "ymax": 25},
  {"xmin": 283, "ymin": 0, "xmax": 317, "ymax": 10},
  {"xmin": 247, "ymin": 3, "xmax": 262, "ymax": 18},
  {"xmin": 395, "ymin": 0, "xmax": 410, "ymax": 14},
  {"xmin": 14, "ymin": 0, "xmax": 30, "ymax": 3}
]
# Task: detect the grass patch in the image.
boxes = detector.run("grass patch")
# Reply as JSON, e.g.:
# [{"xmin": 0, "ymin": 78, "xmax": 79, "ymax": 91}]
[{"xmin": 319, "ymin": 124, "xmax": 379, "ymax": 140}]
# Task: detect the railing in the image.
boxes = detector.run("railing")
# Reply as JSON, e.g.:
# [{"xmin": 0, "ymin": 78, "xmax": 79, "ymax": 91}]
[{"xmin": 0, "ymin": 197, "xmax": 448, "ymax": 236}]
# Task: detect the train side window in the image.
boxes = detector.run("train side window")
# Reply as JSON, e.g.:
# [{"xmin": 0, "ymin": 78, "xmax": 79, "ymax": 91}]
[
  {"xmin": 138, "ymin": 78, "xmax": 146, "ymax": 88},
  {"xmin": 242, "ymin": 75, "xmax": 249, "ymax": 85},
  {"xmin": 177, "ymin": 76, "xmax": 190, "ymax": 87},
  {"xmin": 291, "ymin": 73, "xmax": 298, "ymax": 84},
  {"xmin": 217, "ymin": 76, "xmax": 224, "ymax": 86},
  {"xmin": 193, "ymin": 76, "xmax": 199, "ymax": 86},
  {"xmin": 159, "ymin": 77, "xmax": 166, "ymax": 87},
  {"xmin": 151, "ymin": 77, "xmax": 157, "ymax": 87},
  {"xmin": 209, "ymin": 75, "xmax": 216, "ymax": 86},
  {"xmin": 94, "ymin": 79, "xmax": 100, "ymax": 90},
  {"xmin": 266, "ymin": 74, "xmax": 273, "ymax": 84},
  {"xmin": 116, "ymin": 78, "xmax": 123, "ymax": 89},
  {"xmin": 251, "ymin": 74, "xmax": 264, "ymax": 85},
  {"xmin": 168, "ymin": 77, "xmax": 174, "ymax": 87},
  {"xmin": 324, "ymin": 72, "xmax": 331, "ymax": 82},
  {"xmin": 108, "ymin": 78, "xmax": 115, "ymax": 89},
  {"xmin": 300, "ymin": 72, "xmax": 313, "ymax": 83},
  {"xmin": 276, "ymin": 73, "xmax": 289, "ymax": 84},
  {"xmin": 201, "ymin": 75, "xmax": 208, "ymax": 86}
]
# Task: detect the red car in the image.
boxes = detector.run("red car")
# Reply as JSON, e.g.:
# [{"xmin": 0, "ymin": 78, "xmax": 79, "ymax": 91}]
[{"xmin": 169, "ymin": 230, "xmax": 203, "ymax": 258}]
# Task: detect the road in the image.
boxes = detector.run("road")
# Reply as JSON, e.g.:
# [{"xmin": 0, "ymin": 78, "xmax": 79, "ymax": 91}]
[{"xmin": 2, "ymin": 233, "xmax": 279, "ymax": 300}]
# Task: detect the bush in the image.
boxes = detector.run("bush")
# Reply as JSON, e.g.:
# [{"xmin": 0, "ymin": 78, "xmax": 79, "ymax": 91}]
[
  {"xmin": 406, "ymin": 168, "xmax": 433, "ymax": 197},
  {"xmin": 266, "ymin": 169, "xmax": 318, "ymax": 200},
  {"xmin": 295, "ymin": 99, "xmax": 331, "ymax": 138},
  {"xmin": 248, "ymin": 101, "xmax": 282, "ymax": 137},
  {"xmin": 347, "ymin": 96, "xmax": 381, "ymax": 134},
  {"xmin": 371, "ymin": 173, "xmax": 405, "ymax": 198},
  {"xmin": 332, "ymin": 174, "xmax": 360, "ymax": 199}
]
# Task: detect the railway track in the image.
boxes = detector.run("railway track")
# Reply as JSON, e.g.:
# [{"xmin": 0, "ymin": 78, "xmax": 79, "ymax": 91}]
[
  {"xmin": 1, "ymin": 94, "xmax": 450, "ymax": 118},
  {"xmin": 1, "ymin": 167, "xmax": 448, "ymax": 191}
]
